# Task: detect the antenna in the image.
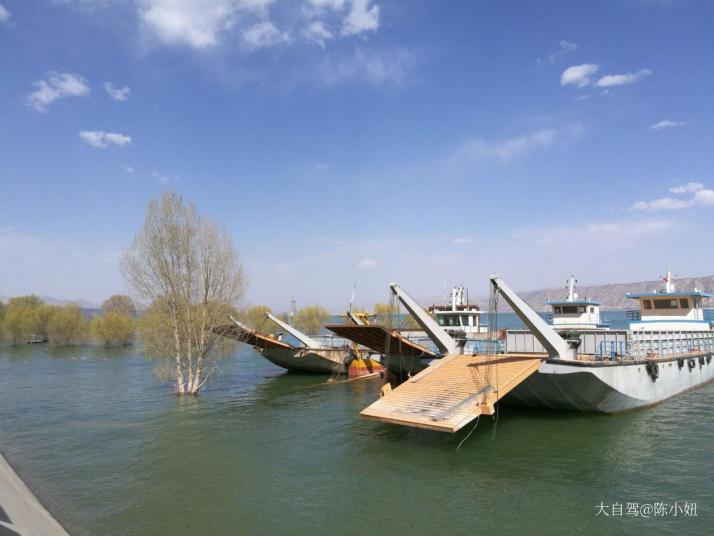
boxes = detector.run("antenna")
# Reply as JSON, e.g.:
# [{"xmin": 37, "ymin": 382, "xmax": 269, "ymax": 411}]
[
  {"xmin": 289, "ymin": 296, "xmax": 296, "ymax": 325},
  {"xmin": 349, "ymin": 283, "xmax": 357, "ymax": 313}
]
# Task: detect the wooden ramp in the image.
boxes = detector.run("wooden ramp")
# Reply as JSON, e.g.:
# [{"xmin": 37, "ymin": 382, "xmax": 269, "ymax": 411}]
[
  {"xmin": 326, "ymin": 324, "xmax": 435, "ymax": 357},
  {"xmin": 213, "ymin": 324, "xmax": 294, "ymax": 351},
  {"xmin": 360, "ymin": 353, "xmax": 544, "ymax": 433}
]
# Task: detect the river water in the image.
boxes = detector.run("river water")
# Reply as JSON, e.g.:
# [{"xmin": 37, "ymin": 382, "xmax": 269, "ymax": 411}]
[{"xmin": 0, "ymin": 338, "xmax": 711, "ymax": 535}]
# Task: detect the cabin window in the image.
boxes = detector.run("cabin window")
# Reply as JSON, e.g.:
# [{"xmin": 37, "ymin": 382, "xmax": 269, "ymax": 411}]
[
  {"xmin": 643, "ymin": 300, "xmax": 652, "ymax": 310},
  {"xmin": 579, "ymin": 306, "xmax": 586, "ymax": 313},
  {"xmin": 589, "ymin": 307, "xmax": 595, "ymax": 313},
  {"xmin": 562, "ymin": 305, "xmax": 578, "ymax": 314},
  {"xmin": 460, "ymin": 315, "xmax": 469, "ymax": 326},
  {"xmin": 653, "ymin": 299, "xmax": 678, "ymax": 310},
  {"xmin": 554, "ymin": 306, "xmax": 562, "ymax": 314},
  {"xmin": 679, "ymin": 299, "xmax": 689, "ymax": 308}
]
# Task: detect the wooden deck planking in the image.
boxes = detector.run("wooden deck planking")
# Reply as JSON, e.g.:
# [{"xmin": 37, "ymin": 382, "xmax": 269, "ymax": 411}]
[
  {"xmin": 360, "ymin": 353, "xmax": 544, "ymax": 432},
  {"xmin": 213, "ymin": 324, "xmax": 294, "ymax": 350},
  {"xmin": 325, "ymin": 324, "xmax": 435, "ymax": 357}
]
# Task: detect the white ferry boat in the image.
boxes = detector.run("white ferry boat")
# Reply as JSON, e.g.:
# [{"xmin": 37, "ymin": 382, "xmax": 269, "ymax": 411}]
[
  {"xmin": 429, "ymin": 284, "xmax": 488, "ymax": 336},
  {"xmin": 504, "ymin": 271, "xmax": 714, "ymax": 412},
  {"xmin": 546, "ymin": 276, "xmax": 608, "ymax": 330},
  {"xmin": 361, "ymin": 272, "xmax": 714, "ymax": 432}
]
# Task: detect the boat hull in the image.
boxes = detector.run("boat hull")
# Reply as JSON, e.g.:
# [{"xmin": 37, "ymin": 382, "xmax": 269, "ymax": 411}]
[
  {"xmin": 260, "ymin": 347, "xmax": 350, "ymax": 375},
  {"xmin": 506, "ymin": 354, "xmax": 714, "ymax": 412}
]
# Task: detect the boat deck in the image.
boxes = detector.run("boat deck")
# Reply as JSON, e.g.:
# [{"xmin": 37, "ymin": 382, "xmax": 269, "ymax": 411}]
[
  {"xmin": 360, "ymin": 353, "xmax": 543, "ymax": 432},
  {"xmin": 213, "ymin": 324, "xmax": 294, "ymax": 351},
  {"xmin": 325, "ymin": 324, "xmax": 435, "ymax": 357}
]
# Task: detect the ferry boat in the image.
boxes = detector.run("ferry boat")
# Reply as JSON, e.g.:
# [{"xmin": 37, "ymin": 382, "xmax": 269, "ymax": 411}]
[
  {"xmin": 429, "ymin": 284, "xmax": 488, "ymax": 336},
  {"xmin": 361, "ymin": 272, "xmax": 714, "ymax": 432},
  {"xmin": 546, "ymin": 276, "xmax": 608, "ymax": 330},
  {"xmin": 215, "ymin": 314, "xmax": 355, "ymax": 375},
  {"xmin": 507, "ymin": 271, "xmax": 714, "ymax": 412}
]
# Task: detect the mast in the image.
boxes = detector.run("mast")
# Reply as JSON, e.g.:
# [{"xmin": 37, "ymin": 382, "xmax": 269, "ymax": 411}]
[
  {"xmin": 265, "ymin": 312, "xmax": 323, "ymax": 349},
  {"xmin": 390, "ymin": 283, "xmax": 459, "ymax": 354},
  {"xmin": 490, "ymin": 276, "xmax": 576, "ymax": 360},
  {"xmin": 566, "ymin": 275, "xmax": 578, "ymax": 302}
]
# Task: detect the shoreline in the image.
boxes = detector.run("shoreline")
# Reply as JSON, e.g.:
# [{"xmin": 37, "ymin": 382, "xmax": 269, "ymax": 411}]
[{"xmin": 0, "ymin": 450, "xmax": 69, "ymax": 535}]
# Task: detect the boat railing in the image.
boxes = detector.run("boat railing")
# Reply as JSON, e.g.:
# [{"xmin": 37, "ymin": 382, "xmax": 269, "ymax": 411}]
[{"xmin": 625, "ymin": 330, "xmax": 714, "ymax": 361}]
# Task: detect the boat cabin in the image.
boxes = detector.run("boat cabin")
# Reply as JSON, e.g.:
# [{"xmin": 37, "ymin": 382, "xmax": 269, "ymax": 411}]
[
  {"xmin": 429, "ymin": 285, "xmax": 487, "ymax": 335},
  {"xmin": 626, "ymin": 271, "xmax": 713, "ymax": 331},
  {"xmin": 546, "ymin": 276, "xmax": 607, "ymax": 329}
]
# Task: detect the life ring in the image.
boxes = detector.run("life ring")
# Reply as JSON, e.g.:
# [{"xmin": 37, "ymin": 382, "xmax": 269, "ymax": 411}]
[
  {"xmin": 688, "ymin": 359, "xmax": 696, "ymax": 370},
  {"xmin": 646, "ymin": 361, "xmax": 659, "ymax": 381}
]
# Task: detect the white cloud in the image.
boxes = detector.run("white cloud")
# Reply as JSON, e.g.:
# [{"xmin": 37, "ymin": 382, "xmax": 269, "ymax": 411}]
[
  {"xmin": 303, "ymin": 20, "xmax": 333, "ymax": 47},
  {"xmin": 0, "ymin": 4, "xmax": 10, "ymax": 23},
  {"xmin": 630, "ymin": 197, "xmax": 691, "ymax": 211},
  {"xmin": 125, "ymin": 165, "xmax": 135, "ymax": 173},
  {"xmin": 651, "ymin": 119, "xmax": 687, "ymax": 130},
  {"xmin": 79, "ymin": 130, "xmax": 132, "ymax": 148},
  {"xmin": 318, "ymin": 47, "xmax": 414, "ymax": 86},
  {"xmin": 104, "ymin": 82, "xmax": 131, "ymax": 101},
  {"xmin": 513, "ymin": 218, "xmax": 672, "ymax": 245},
  {"xmin": 309, "ymin": 0, "xmax": 345, "ymax": 10},
  {"xmin": 151, "ymin": 171, "xmax": 177, "ymax": 184},
  {"xmin": 561, "ymin": 63, "xmax": 599, "ymax": 87},
  {"xmin": 452, "ymin": 237, "xmax": 475, "ymax": 245},
  {"xmin": 456, "ymin": 125, "xmax": 581, "ymax": 163},
  {"xmin": 669, "ymin": 182, "xmax": 703, "ymax": 194},
  {"xmin": 548, "ymin": 40, "xmax": 577, "ymax": 62},
  {"xmin": 138, "ymin": 0, "xmax": 273, "ymax": 49},
  {"xmin": 595, "ymin": 69, "xmax": 652, "ymax": 88},
  {"xmin": 242, "ymin": 21, "xmax": 288, "ymax": 48},
  {"xmin": 692, "ymin": 189, "xmax": 714, "ymax": 206},
  {"xmin": 357, "ymin": 258, "xmax": 378, "ymax": 269},
  {"xmin": 631, "ymin": 184, "xmax": 714, "ymax": 212},
  {"xmin": 342, "ymin": 0, "xmax": 379, "ymax": 36},
  {"xmin": 25, "ymin": 72, "xmax": 90, "ymax": 112}
]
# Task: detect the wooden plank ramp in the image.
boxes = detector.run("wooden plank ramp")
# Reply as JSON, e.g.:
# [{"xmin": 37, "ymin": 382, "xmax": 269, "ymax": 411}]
[
  {"xmin": 325, "ymin": 324, "xmax": 435, "ymax": 357},
  {"xmin": 360, "ymin": 353, "xmax": 544, "ymax": 433}
]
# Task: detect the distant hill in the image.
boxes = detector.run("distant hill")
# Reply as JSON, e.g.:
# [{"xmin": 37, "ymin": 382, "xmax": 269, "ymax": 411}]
[{"xmin": 476, "ymin": 275, "xmax": 714, "ymax": 311}]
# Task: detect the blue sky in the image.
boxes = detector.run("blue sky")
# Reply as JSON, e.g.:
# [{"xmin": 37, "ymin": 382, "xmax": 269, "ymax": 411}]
[{"xmin": 1, "ymin": 0, "xmax": 714, "ymax": 310}]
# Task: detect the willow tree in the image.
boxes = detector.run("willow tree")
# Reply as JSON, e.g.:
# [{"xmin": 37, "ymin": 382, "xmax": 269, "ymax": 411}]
[
  {"xmin": 238, "ymin": 305, "xmax": 272, "ymax": 334},
  {"xmin": 294, "ymin": 305, "xmax": 331, "ymax": 336},
  {"xmin": 122, "ymin": 192, "xmax": 245, "ymax": 395}
]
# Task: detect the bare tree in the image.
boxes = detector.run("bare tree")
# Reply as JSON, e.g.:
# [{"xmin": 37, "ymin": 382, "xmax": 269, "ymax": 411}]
[{"xmin": 122, "ymin": 192, "xmax": 246, "ymax": 395}]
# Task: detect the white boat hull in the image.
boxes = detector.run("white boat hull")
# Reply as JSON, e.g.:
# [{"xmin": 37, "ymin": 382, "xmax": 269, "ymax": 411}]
[{"xmin": 507, "ymin": 354, "xmax": 714, "ymax": 412}]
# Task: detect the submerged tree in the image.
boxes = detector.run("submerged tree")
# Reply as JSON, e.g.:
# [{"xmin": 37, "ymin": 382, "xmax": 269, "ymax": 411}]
[
  {"xmin": 2, "ymin": 295, "xmax": 43, "ymax": 344},
  {"xmin": 46, "ymin": 304, "xmax": 88, "ymax": 347},
  {"xmin": 91, "ymin": 311, "xmax": 135, "ymax": 347},
  {"xmin": 91, "ymin": 295, "xmax": 136, "ymax": 347},
  {"xmin": 122, "ymin": 192, "xmax": 246, "ymax": 395},
  {"xmin": 293, "ymin": 305, "xmax": 331, "ymax": 336}
]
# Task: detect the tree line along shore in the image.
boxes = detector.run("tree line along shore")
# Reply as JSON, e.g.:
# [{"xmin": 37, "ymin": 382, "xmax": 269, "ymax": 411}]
[
  {"xmin": 0, "ymin": 295, "xmax": 407, "ymax": 348},
  {"xmin": 0, "ymin": 192, "xmax": 415, "ymax": 395}
]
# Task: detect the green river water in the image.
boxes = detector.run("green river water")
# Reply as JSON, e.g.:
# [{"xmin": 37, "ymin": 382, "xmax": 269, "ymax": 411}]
[{"xmin": 0, "ymin": 344, "xmax": 712, "ymax": 535}]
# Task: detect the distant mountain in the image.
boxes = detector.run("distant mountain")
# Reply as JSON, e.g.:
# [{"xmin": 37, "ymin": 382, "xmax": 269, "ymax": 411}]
[{"xmin": 474, "ymin": 275, "xmax": 714, "ymax": 311}]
